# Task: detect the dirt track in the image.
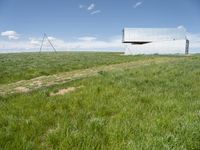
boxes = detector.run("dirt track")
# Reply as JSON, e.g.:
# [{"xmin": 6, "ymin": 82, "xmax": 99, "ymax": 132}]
[{"xmin": 0, "ymin": 57, "xmax": 183, "ymax": 96}]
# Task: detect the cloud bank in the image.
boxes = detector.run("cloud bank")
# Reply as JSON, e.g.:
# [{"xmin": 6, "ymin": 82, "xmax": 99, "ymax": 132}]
[
  {"xmin": 0, "ymin": 33, "xmax": 123, "ymax": 53},
  {"xmin": 0, "ymin": 27, "xmax": 200, "ymax": 53}
]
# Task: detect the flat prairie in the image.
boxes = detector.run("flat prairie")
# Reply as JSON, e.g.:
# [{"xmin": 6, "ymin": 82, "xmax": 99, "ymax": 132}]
[{"xmin": 0, "ymin": 52, "xmax": 199, "ymax": 150}]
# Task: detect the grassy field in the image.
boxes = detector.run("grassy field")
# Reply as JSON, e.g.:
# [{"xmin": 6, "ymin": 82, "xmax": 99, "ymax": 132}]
[
  {"xmin": 0, "ymin": 52, "xmax": 200, "ymax": 149},
  {"xmin": 0, "ymin": 52, "xmax": 156, "ymax": 84}
]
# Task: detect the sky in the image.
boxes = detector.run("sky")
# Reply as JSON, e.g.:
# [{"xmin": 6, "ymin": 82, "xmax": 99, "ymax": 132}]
[{"xmin": 0, "ymin": 0, "xmax": 200, "ymax": 53}]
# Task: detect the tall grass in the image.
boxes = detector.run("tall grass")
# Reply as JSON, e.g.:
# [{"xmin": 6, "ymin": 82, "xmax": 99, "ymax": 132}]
[
  {"xmin": 0, "ymin": 52, "xmax": 156, "ymax": 84},
  {"xmin": 0, "ymin": 55, "xmax": 199, "ymax": 149}
]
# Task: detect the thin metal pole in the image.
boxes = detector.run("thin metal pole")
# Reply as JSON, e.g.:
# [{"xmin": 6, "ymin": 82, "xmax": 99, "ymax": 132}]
[
  {"xmin": 39, "ymin": 33, "xmax": 45, "ymax": 53},
  {"xmin": 44, "ymin": 33, "xmax": 57, "ymax": 53}
]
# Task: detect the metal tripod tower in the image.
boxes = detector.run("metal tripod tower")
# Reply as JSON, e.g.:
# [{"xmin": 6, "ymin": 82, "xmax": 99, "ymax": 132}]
[{"xmin": 39, "ymin": 33, "xmax": 57, "ymax": 53}]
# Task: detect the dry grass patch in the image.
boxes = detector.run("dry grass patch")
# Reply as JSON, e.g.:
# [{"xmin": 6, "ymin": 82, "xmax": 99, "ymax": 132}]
[
  {"xmin": 15, "ymin": 86, "xmax": 30, "ymax": 93},
  {"xmin": 49, "ymin": 86, "xmax": 83, "ymax": 96}
]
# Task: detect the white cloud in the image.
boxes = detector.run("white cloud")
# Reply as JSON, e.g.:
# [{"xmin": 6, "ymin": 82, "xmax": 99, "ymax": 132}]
[
  {"xmin": 90, "ymin": 10, "xmax": 101, "ymax": 15},
  {"xmin": 50, "ymin": 36, "xmax": 122, "ymax": 50},
  {"xmin": 68, "ymin": 37, "xmax": 122, "ymax": 50},
  {"xmin": 177, "ymin": 25, "xmax": 185, "ymax": 30},
  {"xmin": 1, "ymin": 30, "xmax": 20, "ymax": 40},
  {"xmin": 177, "ymin": 26, "xmax": 200, "ymax": 50},
  {"xmin": 177, "ymin": 25, "xmax": 187, "ymax": 32},
  {"xmin": 0, "ymin": 28, "xmax": 200, "ymax": 53},
  {"xmin": 47, "ymin": 36, "xmax": 56, "ymax": 41},
  {"xmin": 0, "ymin": 35, "xmax": 123, "ymax": 52},
  {"xmin": 77, "ymin": 36, "xmax": 97, "ymax": 41},
  {"xmin": 0, "ymin": 40, "xmax": 37, "ymax": 51},
  {"xmin": 87, "ymin": 3, "xmax": 95, "ymax": 10},
  {"xmin": 29, "ymin": 38, "xmax": 40, "ymax": 45},
  {"xmin": 29, "ymin": 36, "xmax": 57, "ymax": 50},
  {"xmin": 79, "ymin": 3, "xmax": 101, "ymax": 15},
  {"xmin": 187, "ymin": 33, "xmax": 200, "ymax": 41},
  {"xmin": 133, "ymin": 2, "xmax": 142, "ymax": 8},
  {"xmin": 186, "ymin": 33, "xmax": 200, "ymax": 52}
]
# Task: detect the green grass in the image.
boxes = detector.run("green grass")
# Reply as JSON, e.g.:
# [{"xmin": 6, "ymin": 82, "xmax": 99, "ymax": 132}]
[
  {"xmin": 0, "ymin": 52, "xmax": 158, "ymax": 84},
  {"xmin": 0, "ymin": 53, "xmax": 200, "ymax": 149},
  {"xmin": 0, "ymin": 56, "xmax": 180, "ymax": 95}
]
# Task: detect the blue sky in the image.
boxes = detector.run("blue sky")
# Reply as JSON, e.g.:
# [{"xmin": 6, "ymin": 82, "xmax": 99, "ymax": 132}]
[{"xmin": 0, "ymin": 0, "xmax": 200, "ymax": 52}]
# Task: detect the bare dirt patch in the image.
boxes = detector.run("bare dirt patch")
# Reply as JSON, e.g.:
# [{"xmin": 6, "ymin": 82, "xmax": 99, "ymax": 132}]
[
  {"xmin": 49, "ymin": 86, "xmax": 83, "ymax": 96},
  {"xmin": 15, "ymin": 86, "xmax": 30, "ymax": 93}
]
